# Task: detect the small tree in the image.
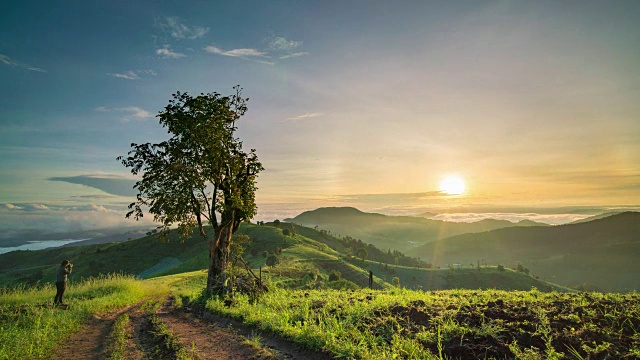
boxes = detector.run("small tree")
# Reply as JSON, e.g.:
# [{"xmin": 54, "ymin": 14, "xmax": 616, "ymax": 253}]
[
  {"xmin": 266, "ymin": 255, "xmax": 279, "ymax": 267},
  {"xmin": 392, "ymin": 277, "xmax": 400, "ymax": 287},
  {"xmin": 357, "ymin": 248, "xmax": 368, "ymax": 262},
  {"xmin": 282, "ymin": 228, "xmax": 291, "ymax": 236},
  {"xmin": 328, "ymin": 270, "xmax": 342, "ymax": 282},
  {"xmin": 118, "ymin": 87, "xmax": 263, "ymax": 296}
]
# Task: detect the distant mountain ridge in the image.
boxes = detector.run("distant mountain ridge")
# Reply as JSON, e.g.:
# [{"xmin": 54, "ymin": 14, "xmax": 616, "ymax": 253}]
[
  {"xmin": 411, "ymin": 211, "xmax": 640, "ymax": 292},
  {"xmin": 291, "ymin": 207, "xmax": 551, "ymax": 252}
]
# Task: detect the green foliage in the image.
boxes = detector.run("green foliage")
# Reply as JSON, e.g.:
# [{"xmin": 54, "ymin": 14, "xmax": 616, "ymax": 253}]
[
  {"xmin": 357, "ymin": 247, "xmax": 367, "ymax": 261},
  {"xmin": 328, "ymin": 270, "xmax": 342, "ymax": 282},
  {"xmin": 118, "ymin": 87, "xmax": 263, "ymax": 294},
  {"xmin": 392, "ymin": 277, "xmax": 400, "ymax": 287},
  {"xmin": 266, "ymin": 255, "xmax": 279, "ymax": 267},
  {"xmin": 282, "ymin": 228, "xmax": 291, "ymax": 236}
]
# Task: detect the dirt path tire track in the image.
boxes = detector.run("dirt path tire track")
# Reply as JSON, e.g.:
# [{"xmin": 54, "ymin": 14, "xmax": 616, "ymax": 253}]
[
  {"xmin": 161, "ymin": 298, "xmax": 334, "ymax": 360},
  {"xmin": 55, "ymin": 296, "xmax": 335, "ymax": 360},
  {"xmin": 54, "ymin": 300, "xmax": 150, "ymax": 360}
]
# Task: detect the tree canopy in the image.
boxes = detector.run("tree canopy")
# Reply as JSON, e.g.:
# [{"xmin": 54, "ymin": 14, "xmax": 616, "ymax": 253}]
[{"xmin": 118, "ymin": 86, "xmax": 263, "ymax": 295}]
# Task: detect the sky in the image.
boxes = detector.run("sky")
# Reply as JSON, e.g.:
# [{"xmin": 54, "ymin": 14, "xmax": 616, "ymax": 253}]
[{"xmin": 1, "ymin": 1, "xmax": 639, "ymax": 235}]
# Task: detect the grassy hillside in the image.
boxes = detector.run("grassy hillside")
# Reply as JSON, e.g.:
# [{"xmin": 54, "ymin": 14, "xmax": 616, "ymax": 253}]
[
  {"xmin": 412, "ymin": 212, "xmax": 640, "ymax": 292},
  {"xmin": 291, "ymin": 207, "xmax": 551, "ymax": 252},
  {"xmin": 0, "ymin": 222, "xmax": 564, "ymax": 294}
]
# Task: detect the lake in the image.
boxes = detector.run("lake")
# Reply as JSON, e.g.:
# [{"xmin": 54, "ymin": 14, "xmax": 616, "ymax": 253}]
[{"xmin": 0, "ymin": 239, "xmax": 88, "ymax": 255}]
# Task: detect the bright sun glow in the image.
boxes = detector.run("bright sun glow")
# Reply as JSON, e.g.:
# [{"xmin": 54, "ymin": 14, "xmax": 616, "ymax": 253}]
[{"xmin": 439, "ymin": 175, "xmax": 466, "ymax": 195}]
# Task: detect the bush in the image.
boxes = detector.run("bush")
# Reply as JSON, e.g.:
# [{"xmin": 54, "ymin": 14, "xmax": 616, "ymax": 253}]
[
  {"xmin": 328, "ymin": 270, "xmax": 342, "ymax": 282},
  {"xmin": 392, "ymin": 277, "xmax": 400, "ymax": 287},
  {"xmin": 326, "ymin": 279, "xmax": 359, "ymax": 290},
  {"xmin": 266, "ymin": 255, "xmax": 279, "ymax": 267},
  {"xmin": 282, "ymin": 228, "xmax": 291, "ymax": 236},
  {"xmin": 497, "ymin": 265, "xmax": 505, "ymax": 272}
]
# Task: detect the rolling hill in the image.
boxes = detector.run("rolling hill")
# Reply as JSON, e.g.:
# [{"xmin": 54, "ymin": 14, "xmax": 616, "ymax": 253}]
[
  {"xmin": 411, "ymin": 212, "xmax": 640, "ymax": 292},
  {"xmin": 0, "ymin": 222, "xmax": 562, "ymax": 293},
  {"xmin": 290, "ymin": 207, "xmax": 550, "ymax": 252}
]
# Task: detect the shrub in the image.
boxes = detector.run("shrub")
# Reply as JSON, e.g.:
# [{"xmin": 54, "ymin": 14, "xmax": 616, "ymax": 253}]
[{"xmin": 328, "ymin": 270, "xmax": 342, "ymax": 282}]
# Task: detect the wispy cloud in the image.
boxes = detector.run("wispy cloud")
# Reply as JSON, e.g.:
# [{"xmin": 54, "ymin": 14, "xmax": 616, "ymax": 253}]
[
  {"xmin": 108, "ymin": 70, "xmax": 140, "ymax": 80},
  {"xmin": 203, "ymin": 36, "xmax": 307, "ymax": 64},
  {"xmin": 0, "ymin": 53, "xmax": 46, "ymax": 72},
  {"xmin": 94, "ymin": 106, "xmax": 152, "ymax": 121},
  {"xmin": 266, "ymin": 36, "xmax": 308, "ymax": 60},
  {"xmin": 204, "ymin": 45, "xmax": 274, "ymax": 64},
  {"xmin": 157, "ymin": 16, "xmax": 209, "ymax": 40},
  {"xmin": 279, "ymin": 52, "xmax": 309, "ymax": 60},
  {"xmin": 0, "ymin": 54, "xmax": 18, "ymax": 66},
  {"xmin": 204, "ymin": 46, "xmax": 267, "ymax": 57},
  {"xmin": 156, "ymin": 46, "xmax": 186, "ymax": 59},
  {"xmin": 107, "ymin": 69, "xmax": 157, "ymax": 80},
  {"xmin": 286, "ymin": 112, "xmax": 322, "ymax": 121},
  {"xmin": 267, "ymin": 36, "xmax": 303, "ymax": 51}
]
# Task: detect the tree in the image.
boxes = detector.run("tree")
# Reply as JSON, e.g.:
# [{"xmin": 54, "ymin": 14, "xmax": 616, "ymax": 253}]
[
  {"xmin": 357, "ymin": 248, "xmax": 368, "ymax": 262},
  {"xmin": 266, "ymin": 255, "xmax": 279, "ymax": 267},
  {"xmin": 118, "ymin": 87, "xmax": 263, "ymax": 296},
  {"xmin": 282, "ymin": 228, "xmax": 291, "ymax": 236},
  {"xmin": 392, "ymin": 277, "xmax": 400, "ymax": 287}
]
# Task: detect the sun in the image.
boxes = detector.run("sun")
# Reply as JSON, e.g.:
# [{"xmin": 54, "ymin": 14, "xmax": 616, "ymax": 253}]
[{"xmin": 439, "ymin": 175, "xmax": 466, "ymax": 195}]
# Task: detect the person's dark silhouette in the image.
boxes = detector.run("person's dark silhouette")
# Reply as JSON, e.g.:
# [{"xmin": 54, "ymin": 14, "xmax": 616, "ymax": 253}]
[{"xmin": 54, "ymin": 260, "xmax": 73, "ymax": 305}]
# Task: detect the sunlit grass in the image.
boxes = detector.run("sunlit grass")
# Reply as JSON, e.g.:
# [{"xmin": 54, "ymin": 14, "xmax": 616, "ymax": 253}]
[{"xmin": 0, "ymin": 274, "xmax": 168, "ymax": 360}]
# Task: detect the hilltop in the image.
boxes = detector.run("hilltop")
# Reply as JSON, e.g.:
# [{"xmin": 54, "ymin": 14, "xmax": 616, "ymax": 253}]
[
  {"xmin": 411, "ymin": 211, "xmax": 640, "ymax": 292},
  {"xmin": 290, "ymin": 206, "xmax": 551, "ymax": 251}
]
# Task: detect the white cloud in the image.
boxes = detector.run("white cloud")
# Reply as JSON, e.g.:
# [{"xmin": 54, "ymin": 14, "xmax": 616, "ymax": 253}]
[
  {"xmin": 286, "ymin": 112, "xmax": 322, "ymax": 121},
  {"xmin": 156, "ymin": 46, "xmax": 186, "ymax": 59},
  {"xmin": 138, "ymin": 69, "xmax": 157, "ymax": 76},
  {"xmin": 94, "ymin": 106, "xmax": 152, "ymax": 121},
  {"xmin": 72, "ymin": 204, "xmax": 111, "ymax": 212},
  {"xmin": 159, "ymin": 17, "xmax": 209, "ymax": 40},
  {"xmin": 0, "ymin": 54, "xmax": 17, "ymax": 66},
  {"xmin": 267, "ymin": 36, "xmax": 303, "ymax": 51},
  {"xmin": 107, "ymin": 69, "xmax": 156, "ymax": 80},
  {"xmin": 0, "ymin": 53, "xmax": 46, "ymax": 72},
  {"xmin": 117, "ymin": 106, "xmax": 152, "ymax": 120},
  {"xmin": 204, "ymin": 46, "xmax": 267, "ymax": 57},
  {"xmin": 108, "ymin": 70, "xmax": 140, "ymax": 80},
  {"xmin": 279, "ymin": 52, "xmax": 309, "ymax": 60},
  {"xmin": 14, "ymin": 204, "xmax": 50, "ymax": 212},
  {"xmin": 3, "ymin": 203, "xmax": 23, "ymax": 210}
]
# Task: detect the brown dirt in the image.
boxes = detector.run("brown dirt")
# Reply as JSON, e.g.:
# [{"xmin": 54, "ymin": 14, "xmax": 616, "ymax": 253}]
[
  {"xmin": 54, "ymin": 301, "xmax": 145, "ymax": 360},
  {"xmin": 156, "ymin": 299, "xmax": 274, "ymax": 359},
  {"xmin": 158, "ymin": 298, "xmax": 334, "ymax": 360},
  {"xmin": 55, "ymin": 296, "xmax": 334, "ymax": 360}
]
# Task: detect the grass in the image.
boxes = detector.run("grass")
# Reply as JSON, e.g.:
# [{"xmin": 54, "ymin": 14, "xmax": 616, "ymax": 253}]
[
  {"xmin": 107, "ymin": 313, "xmax": 130, "ymax": 360},
  {"xmin": 0, "ymin": 274, "xmax": 168, "ymax": 360},
  {"xmin": 187, "ymin": 279, "xmax": 640, "ymax": 359}
]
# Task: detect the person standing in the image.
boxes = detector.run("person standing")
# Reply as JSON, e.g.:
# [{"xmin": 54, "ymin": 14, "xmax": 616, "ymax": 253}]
[{"xmin": 54, "ymin": 260, "xmax": 73, "ymax": 305}]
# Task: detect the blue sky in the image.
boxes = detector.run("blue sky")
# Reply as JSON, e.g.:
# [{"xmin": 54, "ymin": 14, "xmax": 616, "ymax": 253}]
[{"xmin": 1, "ymin": 1, "xmax": 639, "ymax": 234}]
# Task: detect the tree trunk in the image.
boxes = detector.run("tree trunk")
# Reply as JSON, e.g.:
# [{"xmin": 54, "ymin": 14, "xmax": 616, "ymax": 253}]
[{"xmin": 206, "ymin": 223, "xmax": 233, "ymax": 296}]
